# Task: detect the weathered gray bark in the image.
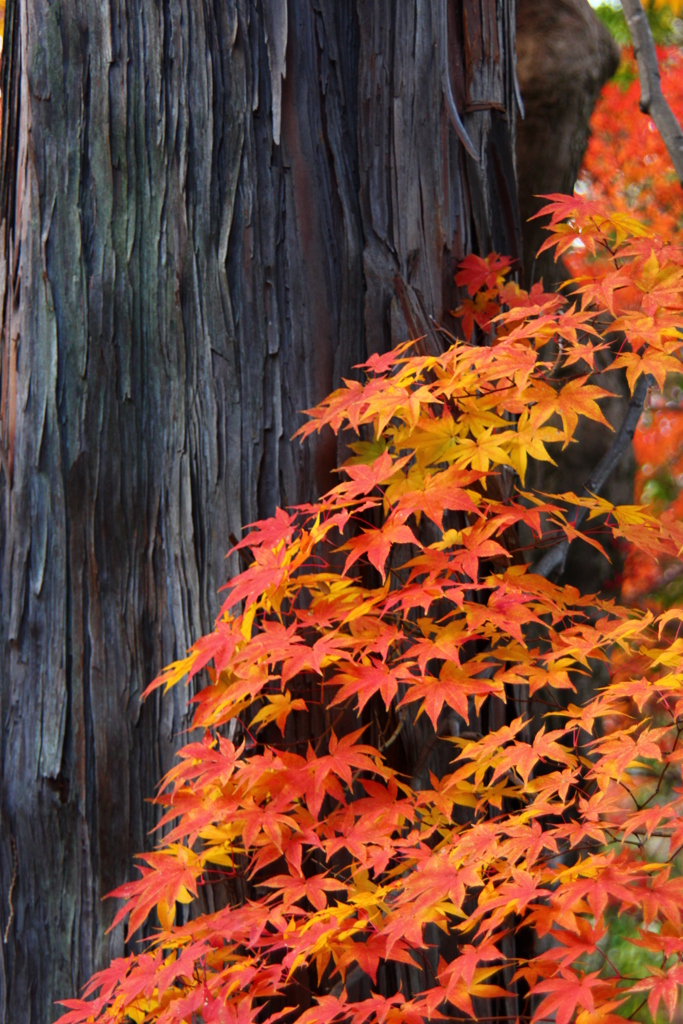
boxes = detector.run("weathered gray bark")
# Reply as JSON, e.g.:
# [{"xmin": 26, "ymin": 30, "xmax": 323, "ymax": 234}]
[{"xmin": 0, "ymin": 2, "xmax": 521, "ymax": 1021}]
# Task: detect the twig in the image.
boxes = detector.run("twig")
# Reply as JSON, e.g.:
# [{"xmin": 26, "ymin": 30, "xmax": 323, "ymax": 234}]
[
  {"xmin": 548, "ymin": 339, "xmax": 565, "ymax": 380},
  {"xmin": 4, "ymin": 834, "xmax": 17, "ymax": 943},
  {"xmin": 621, "ymin": 0, "xmax": 683, "ymax": 184},
  {"xmin": 533, "ymin": 373, "xmax": 652, "ymax": 579},
  {"xmin": 380, "ymin": 712, "xmax": 405, "ymax": 753}
]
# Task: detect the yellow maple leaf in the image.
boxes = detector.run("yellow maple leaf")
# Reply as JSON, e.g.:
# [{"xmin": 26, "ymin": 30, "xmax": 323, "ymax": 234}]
[{"xmin": 251, "ymin": 692, "xmax": 307, "ymax": 735}]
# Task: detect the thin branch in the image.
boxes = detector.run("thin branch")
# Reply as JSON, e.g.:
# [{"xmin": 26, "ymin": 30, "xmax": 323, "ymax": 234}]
[
  {"xmin": 533, "ymin": 373, "xmax": 652, "ymax": 579},
  {"xmin": 582, "ymin": 373, "xmax": 652, "ymax": 499},
  {"xmin": 621, "ymin": 0, "xmax": 683, "ymax": 184},
  {"xmin": 379, "ymin": 711, "xmax": 406, "ymax": 752},
  {"xmin": 3, "ymin": 834, "xmax": 17, "ymax": 944}
]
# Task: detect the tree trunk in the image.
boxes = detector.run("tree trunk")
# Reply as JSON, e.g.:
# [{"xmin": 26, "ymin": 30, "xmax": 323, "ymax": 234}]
[{"xmin": 0, "ymin": 2, "xmax": 521, "ymax": 1021}]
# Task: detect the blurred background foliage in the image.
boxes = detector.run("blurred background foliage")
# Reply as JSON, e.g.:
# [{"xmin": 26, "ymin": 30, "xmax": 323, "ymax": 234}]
[{"xmin": 592, "ymin": 0, "xmax": 683, "ymax": 44}]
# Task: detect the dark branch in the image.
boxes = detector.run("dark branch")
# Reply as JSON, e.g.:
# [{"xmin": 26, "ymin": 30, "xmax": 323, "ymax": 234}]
[
  {"xmin": 621, "ymin": 0, "xmax": 683, "ymax": 185},
  {"xmin": 533, "ymin": 373, "xmax": 652, "ymax": 579},
  {"xmin": 582, "ymin": 373, "xmax": 652, "ymax": 499}
]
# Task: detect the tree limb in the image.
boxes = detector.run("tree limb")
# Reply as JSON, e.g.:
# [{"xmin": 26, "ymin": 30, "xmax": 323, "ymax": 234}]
[
  {"xmin": 621, "ymin": 0, "xmax": 683, "ymax": 184},
  {"xmin": 533, "ymin": 373, "xmax": 652, "ymax": 579}
]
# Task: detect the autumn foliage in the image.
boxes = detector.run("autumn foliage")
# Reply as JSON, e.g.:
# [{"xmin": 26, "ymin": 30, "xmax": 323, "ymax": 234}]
[{"xmin": 58, "ymin": 198, "xmax": 683, "ymax": 1024}]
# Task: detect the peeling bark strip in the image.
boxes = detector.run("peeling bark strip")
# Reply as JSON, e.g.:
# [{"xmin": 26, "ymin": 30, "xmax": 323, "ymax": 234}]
[{"xmin": 0, "ymin": 3, "xmax": 520, "ymax": 1021}]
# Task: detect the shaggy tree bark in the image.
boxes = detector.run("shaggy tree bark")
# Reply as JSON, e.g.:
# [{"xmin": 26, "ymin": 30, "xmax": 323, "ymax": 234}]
[{"xmin": 0, "ymin": 3, "xmax": 522, "ymax": 1021}]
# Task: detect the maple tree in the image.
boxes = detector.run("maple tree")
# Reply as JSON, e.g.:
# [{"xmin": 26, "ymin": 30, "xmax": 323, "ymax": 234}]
[
  {"xmin": 571, "ymin": 6, "xmax": 683, "ymax": 603},
  {"xmin": 53, "ymin": 193, "xmax": 683, "ymax": 1024}
]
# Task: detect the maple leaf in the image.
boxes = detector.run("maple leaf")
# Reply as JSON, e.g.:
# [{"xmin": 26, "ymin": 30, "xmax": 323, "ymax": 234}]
[
  {"xmin": 437, "ymin": 940, "xmax": 503, "ymax": 988},
  {"xmin": 335, "ymin": 450, "xmax": 413, "ymax": 501},
  {"xmin": 611, "ymin": 347, "xmax": 682, "ymax": 392},
  {"xmin": 455, "ymin": 253, "xmax": 512, "ymax": 296},
  {"xmin": 491, "ymin": 727, "xmax": 575, "ymax": 786},
  {"xmin": 637, "ymin": 869, "xmax": 683, "ymax": 929},
  {"xmin": 390, "ymin": 464, "xmax": 481, "ymax": 529},
  {"xmin": 251, "ymin": 693, "xmax": 308, "ymax": 735},
  {"xmin": 108, "ymin": 845, "xmax": 202, "ymax": 938},
  {"xmin": 259, "ymin": 873, "xmax": 348, "ymax": 912},
  {"xmin": 399, "ymin": 660, "xmax": 503, "ymax": 727},
  {"xmin": 231, "ymin": 507, "xmax": 299, "ymax": 556},
  {"xmin": 439, "ymin": 965, "xmax": 510, "ymax": 1017},
  {"xmin": 362, "ymin": 342, "xmax": 416, "ymax": 376},
  {"xmin": 531, "ymin": 970, "xmax": 605, "ymax": 1024},
  {"xmin": 342, "ymin": 521, "xmax": 420, "ymax": 580},
  {"xmin": 528, "ymin": 377, "xmax": 613, "ymax": 446},
  {"xmin": 328, "ymin": 658, "xmax": 409, "ymax": 713},
  {"xmin": 552, "ymin": 855, "xmax": 643, "ymax": 921},
  {"xmin": 54, "ymin": 998, "xmax": 108, "ymax": 1024},
  {"xmin": 574, "ymin": 1001, "xmax": 628, "ymax": 1024},
  {"xmin": 535, "ymin": 917, "xmax": 607, "ymax": 970},
  {"xmin": 632, "ymin": 964, "xmax": 683, "ymax": 1022}
]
